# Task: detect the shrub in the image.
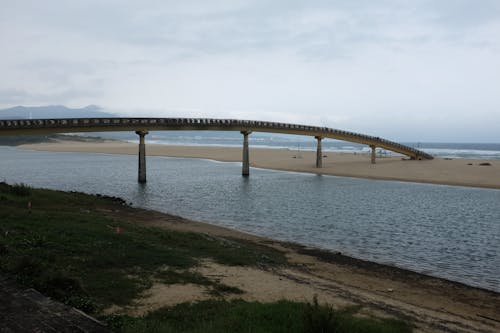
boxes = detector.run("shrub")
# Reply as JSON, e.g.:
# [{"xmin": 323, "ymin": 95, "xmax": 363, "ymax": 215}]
[
  {"xmin": 9, "ymin": 183, "xmax": 32, "ymax": 196},
  {"xmin": 303, "ymin": 295, "xmax": 338, "ymax": 333}
]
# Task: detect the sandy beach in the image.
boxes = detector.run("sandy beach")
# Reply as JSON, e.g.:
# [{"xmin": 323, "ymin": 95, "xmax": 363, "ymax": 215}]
[{"xmin": 20, "ymin": 140, "xmax": 500, "ymax": 189}]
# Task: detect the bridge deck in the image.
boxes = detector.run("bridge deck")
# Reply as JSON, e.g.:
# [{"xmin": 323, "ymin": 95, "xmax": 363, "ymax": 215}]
[{"xmin": 0, "ymin": 118, "xmax": 433, "ymax": 159}]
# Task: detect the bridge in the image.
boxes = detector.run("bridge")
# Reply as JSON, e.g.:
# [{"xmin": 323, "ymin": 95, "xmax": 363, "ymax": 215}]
[{"xmin": 0, "ymin": 117, "xmax": 433, "ymax": 183}]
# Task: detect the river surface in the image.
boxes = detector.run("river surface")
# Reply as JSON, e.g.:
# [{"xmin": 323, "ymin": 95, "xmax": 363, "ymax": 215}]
[{"xmin": 1, "ymin": 146, "xmax": 499, "ymax": 292}]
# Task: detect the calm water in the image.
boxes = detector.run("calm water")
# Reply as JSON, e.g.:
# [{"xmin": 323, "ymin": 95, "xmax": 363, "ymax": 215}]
[{"xmin": 1, "ymin": 147, "xmax": 499, "ymax": 292}]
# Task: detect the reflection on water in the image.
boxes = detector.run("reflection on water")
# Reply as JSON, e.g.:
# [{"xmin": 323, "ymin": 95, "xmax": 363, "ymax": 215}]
[{"xmin": 1, "ymin": 147, "xmax": 499, "ymax": 292}]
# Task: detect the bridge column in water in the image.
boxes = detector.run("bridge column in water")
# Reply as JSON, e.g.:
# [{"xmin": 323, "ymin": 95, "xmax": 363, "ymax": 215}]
[
  {"xmin": 370, "ymin": 145, "xmax": 376, "ymax": 164},
  {"xmin": 135, "ymin": 130, "xmax": 149, "ymax": 183},
  {"xmin": 315, "ymin": 136, "xmax": 323, "ymax": 168},
  {"xmin": 241, "ymin": 131, "xmax": 251, "ymax": 176}
]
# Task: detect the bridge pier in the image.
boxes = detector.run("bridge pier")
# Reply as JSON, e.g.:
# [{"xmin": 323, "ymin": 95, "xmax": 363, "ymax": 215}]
[
  {"xmin": 136, "ymin": 130, "xmax": 148, "ymax": 183},
  {"xmin": 370, "ymin": 145, "xmax": 376, "ymax": 164},
  {"xmin": 315, "ymin": 136, "xmax": 323, "ymax": 168},
  {"xmin": 241, "ymin": 131, "xmax": 251, "ymax": 176}
]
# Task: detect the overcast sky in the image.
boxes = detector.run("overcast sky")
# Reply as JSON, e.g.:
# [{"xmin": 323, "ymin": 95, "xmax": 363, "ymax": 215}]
[{"xmin": 1, "ymin": 1, "xmax": 499, "ymax": 142}]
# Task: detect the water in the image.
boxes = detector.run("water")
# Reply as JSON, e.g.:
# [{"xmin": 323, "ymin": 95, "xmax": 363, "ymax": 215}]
[
  {"xmin": 2, "ymin": 122, "xmax": 499, "ymax": 158},
  {"xmin": 1, "ymin": 147, "xmax": 499, "ymax": 292},
  {"xmin": 98, "ymin": 131, "xmax": 500, "ymax": 160}
]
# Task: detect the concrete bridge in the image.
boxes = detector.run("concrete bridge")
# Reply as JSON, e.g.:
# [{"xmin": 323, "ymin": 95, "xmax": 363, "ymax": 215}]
[{"xmin": 0, "ymin": 117, "xmax": 433, "ymax": 183}]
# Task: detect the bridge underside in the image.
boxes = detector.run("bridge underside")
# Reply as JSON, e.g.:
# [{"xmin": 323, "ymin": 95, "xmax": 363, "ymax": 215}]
[{"xmin": 0, "ymin": 117, "xmax": 432, "ymax": 182}]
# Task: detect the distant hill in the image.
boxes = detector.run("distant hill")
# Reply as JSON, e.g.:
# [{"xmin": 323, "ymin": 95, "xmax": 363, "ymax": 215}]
[
  {"xmin": 0, "ymin": 105, "xmax": 116, "ymax": 119},
  {"xmin": 0, "ymin": 105, "xmax": 119, "ymax": 145}
]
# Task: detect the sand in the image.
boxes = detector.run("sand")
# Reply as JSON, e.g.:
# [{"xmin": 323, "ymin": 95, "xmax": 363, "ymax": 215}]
[
  {"xmin": 19, "ymin": 140, "xmax": 500, "ymax": 189},
  {"xmin": 97, "ymin": 205, "xmax": 500, "ymax": 333},
  {"xmin": 14, "ymin": 140, "xmax": 500, "ymax": 331}
]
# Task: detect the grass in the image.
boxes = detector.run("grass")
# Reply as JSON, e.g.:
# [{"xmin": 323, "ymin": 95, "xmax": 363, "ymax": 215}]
[
  {"xmin": 0, "ymin": 182, "xmax": 412, "ymax": 332},
  {"xmin": 154, "ymin": 268, "xmax": 244, "ymax": 296},
  {"xmin": 0, "ymin": 182, "xmax": 283, "ymax": 312},
  {"xmin": 104, "ymin": 299, "xmax": 413, "ymax": 333}
]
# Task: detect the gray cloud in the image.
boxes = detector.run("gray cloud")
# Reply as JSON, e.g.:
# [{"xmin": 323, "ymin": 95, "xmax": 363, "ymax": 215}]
[
  {"xmin": 0, "ymin": 89, "xmax": 32, "ymax": 105},
  {"xmin": 0, "ymin": 0, "xmax": 499, "ymax": 141}
]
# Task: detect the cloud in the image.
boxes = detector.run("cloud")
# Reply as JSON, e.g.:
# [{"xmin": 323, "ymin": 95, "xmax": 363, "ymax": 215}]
[{"xmin": 0, "ymin": 1, "xmax": 499, "ymax": 141}]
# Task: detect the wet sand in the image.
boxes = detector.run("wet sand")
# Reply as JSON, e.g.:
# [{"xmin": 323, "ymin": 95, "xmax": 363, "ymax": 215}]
[
  {"xmin": 15, "ymin": 140, "xmax": 500, "ymax": 332},
  {"xmin": 99, "ymin": 204, "xmax": 500, "ymax": 333},
  {"xmin": 20, "ymin": 140, "xmax": 500, "ymax": 189}
]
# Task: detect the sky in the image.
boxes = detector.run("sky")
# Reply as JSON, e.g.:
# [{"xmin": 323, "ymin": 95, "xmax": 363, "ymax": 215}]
[{"xmin": 1, "ymin": 0, "xmax": 499, "ymax": 142}]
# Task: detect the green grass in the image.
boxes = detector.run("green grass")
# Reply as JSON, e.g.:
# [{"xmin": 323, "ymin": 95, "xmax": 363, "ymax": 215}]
[
  {"xmin": 0, "ymin": 182, "xmax": 412, "ymax": 332},
  {"xmin": 154, "ymin": 268, "xmax": 244, "ymax": 296},
  {"xmin": 104, "ymin": 299, "xmax": 413, "ymax": 333},
  {"xmin": 0, "ymin": 182, "xmax": 283, "ymax": 312}
]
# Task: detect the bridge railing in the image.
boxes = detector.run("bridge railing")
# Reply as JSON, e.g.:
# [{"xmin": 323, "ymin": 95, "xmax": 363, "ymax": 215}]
[{"xmin": 0, "ymin": 117, "xmax": 433, "ymax": 159}]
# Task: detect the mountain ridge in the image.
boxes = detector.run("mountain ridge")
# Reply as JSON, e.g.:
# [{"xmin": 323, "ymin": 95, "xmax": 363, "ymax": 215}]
[{"xmin": 0, "ymin": 105, "xmax": 116, "ymax": 119}]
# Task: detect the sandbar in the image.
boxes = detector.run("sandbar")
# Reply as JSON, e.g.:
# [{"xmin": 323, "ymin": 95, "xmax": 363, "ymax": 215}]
[
  {"xmin": 11, "ymin": 140, "xmax": 500, "ymax": 331},
  {"xmin": 19, "ymin": 140, "xmax": 500, "ymax": 189}
]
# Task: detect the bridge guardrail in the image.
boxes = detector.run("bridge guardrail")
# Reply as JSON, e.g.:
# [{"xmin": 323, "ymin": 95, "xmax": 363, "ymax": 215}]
[{"xmin": 0, "ymin": 117, "xmax": 433, "ymax": 160}]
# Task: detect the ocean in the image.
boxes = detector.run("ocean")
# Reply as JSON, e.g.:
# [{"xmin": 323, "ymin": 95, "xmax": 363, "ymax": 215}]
[
  {"xmin": 1, "ymin": 146, "xmax": 499, "ymax": 293},
  {"xmin": 96, "ymin": 131, "xmax": 500, "ymax": 160}
]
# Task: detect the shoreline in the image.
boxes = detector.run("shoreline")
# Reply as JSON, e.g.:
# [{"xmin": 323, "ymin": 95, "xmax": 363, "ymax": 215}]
[
  {"xmin": 17, "ymin": 140, "xmax": 500, "ymax": 190},
  {"xmin": 101, "ymin": 198, "xmax": 500, "ymax": 332},
  {"xmin": 3, "ymin": 182, "xmax": 499, "ymax": 331},
  {"xmin": 161, "ymin": 205, "xmax": 500, "ymax": 295},
  {"xmin": 2, "ymin": 147, "xmax": 500, "ymax": 331}
]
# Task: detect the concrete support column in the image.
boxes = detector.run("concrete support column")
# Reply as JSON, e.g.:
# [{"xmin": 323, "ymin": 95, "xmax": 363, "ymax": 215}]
[
  {"xmin": 315, "ymin": 136, "xmax": 323, "ymax": 168},
  {"xmin": 370, "ymin": 145, "xmax": 376, "ymax": 164},
  {"xmin": 136, "ymin": 130, "xmax": 149, "ymax": 183},
  {"xmin": 241, "ymin": 131, "xmax": 251, "ymax": 176}
]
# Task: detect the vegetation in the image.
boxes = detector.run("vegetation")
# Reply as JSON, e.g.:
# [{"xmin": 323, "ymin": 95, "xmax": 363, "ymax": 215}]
[
  {"xmin": 0, "ymin": 182, "xmax": 283, "ymax": 311},
  {"xmin": 0, "ymin": 133, "xmax": 108, "ymax": 146},
  {"xmin": 0, "ymin": 134, "xmax": 59, "ymax": 146},
  {"xmin": 0, "ymin": 182, "xmax": 412, "ymax": 332},
  {"xmin": 104, "ymin": 299, "xmax": 412, "ymax": 333}
]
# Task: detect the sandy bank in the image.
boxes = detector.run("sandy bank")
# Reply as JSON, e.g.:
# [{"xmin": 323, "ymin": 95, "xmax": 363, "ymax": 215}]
[
  {"xmin": 19, "ymin": 140, "xmax": 500, "ymax": 189},
  {"xmin": 10, "ymin": 141, "xmax": 500, "ymax": 331},
  {"xmin": 99, "ymin": 204, "xmax": 500, "ymax": 333}
]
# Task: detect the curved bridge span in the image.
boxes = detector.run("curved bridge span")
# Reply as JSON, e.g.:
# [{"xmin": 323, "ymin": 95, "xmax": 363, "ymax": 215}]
[
  {"xmin": 0, "ymin": 117, "xmax": 432, "ymax": 182},
  {"xmin": 0, "ymin": 117, "xmax": 431, "ymax": 159}
]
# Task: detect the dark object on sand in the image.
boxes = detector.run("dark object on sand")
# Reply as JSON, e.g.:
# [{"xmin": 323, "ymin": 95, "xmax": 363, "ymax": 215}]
[{"xmin": 479, "ymin": 162, "xmax": 492, "ymax": 166}]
